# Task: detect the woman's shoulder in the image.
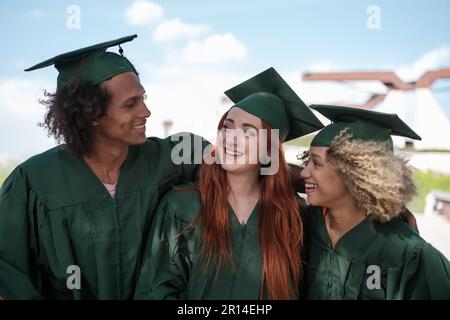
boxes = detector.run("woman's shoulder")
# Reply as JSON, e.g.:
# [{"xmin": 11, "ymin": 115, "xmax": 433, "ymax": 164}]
[
  {"xmin": 376, "ymin": 217, "xmax": 424, "ymax": 247},
  {"xmin": 368, "ymin": 217, "xmax": 449, "ymax": 268}
]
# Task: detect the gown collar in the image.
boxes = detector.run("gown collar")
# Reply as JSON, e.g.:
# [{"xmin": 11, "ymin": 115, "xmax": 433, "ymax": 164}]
[
  {"xmin": 316, "ymin": 207, "xmax": 379, "ymax": 260},
  {"xmin": 228, "ymin": 202, "xmax": 260, "ymax": 227},
  {"xmin": 59, "ymin": 144, "xmax": 150, "ymax": 204}
]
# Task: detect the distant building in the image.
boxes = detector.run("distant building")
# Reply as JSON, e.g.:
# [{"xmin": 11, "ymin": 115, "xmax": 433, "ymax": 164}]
[
  {"xmin": 425, "ymin": 190, "xmax": 450, "ymax": 221},
  {"xmin": 303, "ymin": 69, "xmax": 450, "ymax": 150}
]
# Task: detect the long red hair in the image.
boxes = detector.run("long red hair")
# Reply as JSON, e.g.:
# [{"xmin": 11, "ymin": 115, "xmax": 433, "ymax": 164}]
[{"xmin": 196, "ymin": 112, "xmax": 303, "ymax": 300}]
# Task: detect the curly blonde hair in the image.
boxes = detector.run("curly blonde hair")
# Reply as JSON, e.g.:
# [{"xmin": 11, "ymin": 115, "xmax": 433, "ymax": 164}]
[{"xmin": 327, "ymin": 130, "xmax": 417, "ymax": 223}]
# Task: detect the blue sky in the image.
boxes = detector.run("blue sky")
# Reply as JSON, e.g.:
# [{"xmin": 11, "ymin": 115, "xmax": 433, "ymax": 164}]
[
  {"xmin": 2, "ymin": 0, "xmax": 450, "ymax": 75},
  {"xmin": 1, "ymin": 0, "xmax": 450, "ymax": 157},
  {"xmin": 0, "ymin": 0, "xmax": 450, "ymax": 75}
]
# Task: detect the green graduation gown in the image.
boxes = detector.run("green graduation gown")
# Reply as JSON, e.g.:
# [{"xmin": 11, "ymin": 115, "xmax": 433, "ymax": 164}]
[
  {"xmin": 0, "ymin": 134, "xmax": 205, "ymax": 299},
  {"xmin": 305, "ymin": 206, "xmax": 450, "ymax": 299},
  {"xmin": 135, "ymin": 182, "xmax": 286, "ymax": 300}
]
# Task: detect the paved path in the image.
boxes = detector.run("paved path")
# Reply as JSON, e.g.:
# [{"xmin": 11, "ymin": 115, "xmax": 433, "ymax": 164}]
[{"xmin": 415, "ymin": 213, "xmax": 450, "ymax": 260}]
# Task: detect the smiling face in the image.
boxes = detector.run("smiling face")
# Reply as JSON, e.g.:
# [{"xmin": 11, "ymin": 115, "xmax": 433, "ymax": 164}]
[
  {"xmin": 217, "ymin": 107, "xmax": 266, "ymax": 174},
  {"xmin": 94, "ymin": 72, "xmax": 151, "ymax": 147},
  {"xmin": 300, "ymin": 146, "xmax": 350, "ymax": 207}
]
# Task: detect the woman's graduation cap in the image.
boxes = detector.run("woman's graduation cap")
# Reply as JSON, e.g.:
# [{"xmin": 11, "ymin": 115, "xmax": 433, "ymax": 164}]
[
  {"xmin": 224, "ymin": 67, "xmax": 324, "ymax": 142},
  {"xmin": 310, "ymin": 104, "xmax": 421, "ymax": 150},
  {"xmin": 25, "ymin": 35, "xmax": 138, "ymax": 90}
]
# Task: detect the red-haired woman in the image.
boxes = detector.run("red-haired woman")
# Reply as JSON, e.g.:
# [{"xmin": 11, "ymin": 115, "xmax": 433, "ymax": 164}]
[{"xmin": 134, "ymin": 68, "xmax": 324, "ymax": 299}]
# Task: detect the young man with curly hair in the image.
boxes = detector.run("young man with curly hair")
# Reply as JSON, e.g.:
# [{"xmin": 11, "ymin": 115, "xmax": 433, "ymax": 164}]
[
  {"xmin": 300, "ymin": 105, "xmax": 450, "ymax": 299},
  {"xmin": 0, "ymin": 35, "xmax": 207, "ymax": 299}
]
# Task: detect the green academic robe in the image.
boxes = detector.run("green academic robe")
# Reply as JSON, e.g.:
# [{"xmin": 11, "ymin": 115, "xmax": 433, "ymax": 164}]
[
  {"xmin": 304, "ymin": 206, "xmax": 450, "ymax": 299},
  {"xmin": 134, "ymin": 182, "xmax": 286, "ymax": 300},
  {"xmin": 0, "ymin": 134, "xmax": 206, "ymax": 299}
]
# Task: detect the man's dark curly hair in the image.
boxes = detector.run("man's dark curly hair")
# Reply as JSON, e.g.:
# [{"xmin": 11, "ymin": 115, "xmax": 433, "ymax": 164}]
[{"xmin": 39, "ymin": 79, "xmax": 112, "ymax": 156}]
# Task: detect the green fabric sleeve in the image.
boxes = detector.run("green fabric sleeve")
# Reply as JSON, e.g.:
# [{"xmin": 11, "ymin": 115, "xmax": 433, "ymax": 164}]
[
  {"xmin": 134, "ymin": 198, "xmax": 191, "ymax": 299},
  {"xmin": 400, "ymin": 243, "xmax": 450, "ymax": 299},
  {"xmin": 0, "ymin": 168, "xmax": 43, "ymax": 299}
]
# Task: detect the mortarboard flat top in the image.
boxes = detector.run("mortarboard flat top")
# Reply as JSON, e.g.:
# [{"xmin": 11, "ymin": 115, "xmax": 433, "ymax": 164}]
[
  {"xmin": 224, "ymin": 67, "xmax": 324, "ymax": 142},
  {"xmin": 25, "ymin": 35, "xmax": 138, "ymax": 90},
  {"xmin": 310, "ymin": 104, "xmax": 421, "ymax": 148}
]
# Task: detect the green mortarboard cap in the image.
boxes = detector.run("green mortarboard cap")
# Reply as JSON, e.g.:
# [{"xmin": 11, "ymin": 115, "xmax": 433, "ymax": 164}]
[
  {"xmin": 25, "ymin": 35, "xmax": 138, "ymax": 90},
  {"xmin": 224, "ymin": 67, "xmax": 324, "ymax": 142},
  {"xmin": 310, "ymin": 104, "xmax": 421, "ymax": 149}
]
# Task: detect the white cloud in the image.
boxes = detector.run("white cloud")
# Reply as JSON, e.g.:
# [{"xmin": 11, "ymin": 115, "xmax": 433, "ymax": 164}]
[
  {"xmin": 125, "ymin": 0, "xmax": 164, "ymax": 27},
  {"xmin": 396, "ymin": 45, "xmax": 450, "ymax": 82},
  {"xmin": 0, "ymin": 78, "xmax": 51, "ymax": 116},
  {"xmin": 139, "ymin": 65, "xmax": 249, "ymax": 141},
  {"xmin": 153, "ymin": 18, "xmax": 210, "ymax": 43},
  {"xmin": 179, "ymin": 33, "xmax": 248, "ymax": 64},
  {"xmin": 0, "ymin": 78, "xmax": 56, "ymax": 158},
  {"xmin": 124, "ymin": 2, "xmax": 246, "ymax": 65}
]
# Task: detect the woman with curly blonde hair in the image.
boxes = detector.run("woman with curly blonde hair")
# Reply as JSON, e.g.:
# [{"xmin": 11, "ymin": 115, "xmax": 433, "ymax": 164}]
[{"xmin": 300, "ymin": 105, "xmax": 450, "ymax": 300}]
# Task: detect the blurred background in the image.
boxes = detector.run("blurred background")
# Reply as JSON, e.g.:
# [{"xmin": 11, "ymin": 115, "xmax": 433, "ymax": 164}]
[{"xmin": 0, "ymin": 0, "xmax": 449, "ymax": 258}]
